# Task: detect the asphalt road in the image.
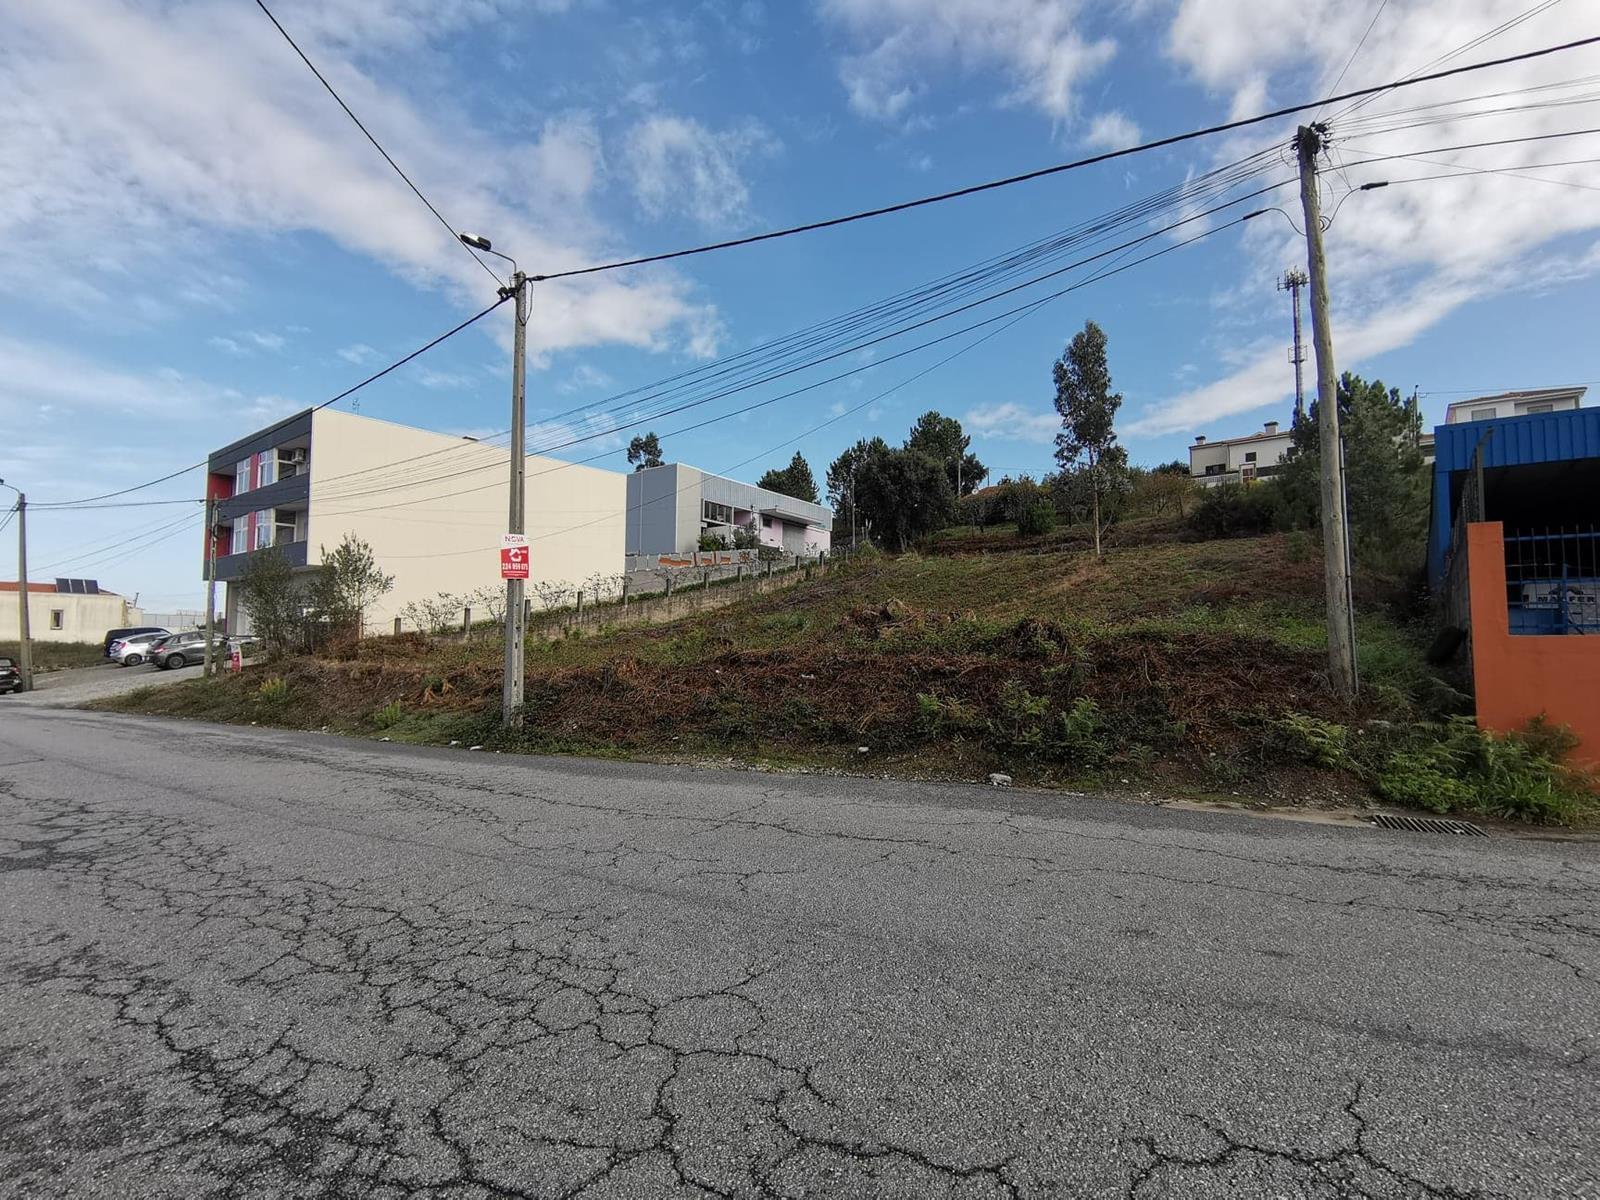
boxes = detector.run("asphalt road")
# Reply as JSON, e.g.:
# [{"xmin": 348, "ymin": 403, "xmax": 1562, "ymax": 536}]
[
  {"xmin": 0, "ymin": 709, "xmax": 1595, "ymax": 1198},
  {"xmin": 8, "ymin": 661, "xmax": 207, "ymax": 706}
]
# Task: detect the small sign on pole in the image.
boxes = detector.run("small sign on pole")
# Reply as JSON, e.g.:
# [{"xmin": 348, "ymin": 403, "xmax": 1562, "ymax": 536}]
[{"xmin": 500, "ymin": 533, "xmax": 530, "ymax": 580}]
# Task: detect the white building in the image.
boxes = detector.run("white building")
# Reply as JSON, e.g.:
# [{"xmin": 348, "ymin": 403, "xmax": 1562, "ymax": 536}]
[
  {"xmin": 1188, "ymin": 420, "xmax": 1294, "ymax": 487},
  {"xmin": 209, "ymin": 408, "xmax": 626, "ymax": 633},
  {"xmin": 625, "ymin": 464, "xmax": 832, "ymax": 559},
  {"xmin": 1, "ymin": 580, "xmax": 142, "ymax": 644},
  {"xmin": 1442, "ymin": 386, "xmax": 1585, "ymax": 424}
]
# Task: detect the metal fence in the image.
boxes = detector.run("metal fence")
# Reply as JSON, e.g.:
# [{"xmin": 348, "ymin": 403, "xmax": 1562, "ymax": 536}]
[{"xmin": 1504, "ymin": 528, "xmax": 1600, "ymax": 634}]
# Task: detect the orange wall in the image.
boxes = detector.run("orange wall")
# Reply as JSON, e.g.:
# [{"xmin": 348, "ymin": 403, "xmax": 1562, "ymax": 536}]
[{"xmin": 1467, "ymin": 521, "xmax": 1600, "ymax": 766}]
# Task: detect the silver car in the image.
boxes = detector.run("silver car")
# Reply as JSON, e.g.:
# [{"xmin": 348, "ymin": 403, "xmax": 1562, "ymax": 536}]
[{"xmin": 110, "ymin": 631, "xmax": 168, "ymax": 667}]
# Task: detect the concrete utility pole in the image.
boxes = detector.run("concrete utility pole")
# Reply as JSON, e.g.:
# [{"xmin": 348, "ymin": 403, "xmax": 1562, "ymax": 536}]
[
  {"xmin": 1295, "ymin": 124, "xmax": 1358, "ymax": 699},
  {"xmin": 13, "ymin": 491, "xmax": 33, "ymax": 692},
  {"xmin": 1279, "ymin": 268, "xmax": 1309, "ymax": 423},
  {"xmin": 502, "ymin": 269, "xmax": 530, "ymax": 725},
  {"xmin": 203, "ymin": 497, "xmax": 218, "ymax": 677}
]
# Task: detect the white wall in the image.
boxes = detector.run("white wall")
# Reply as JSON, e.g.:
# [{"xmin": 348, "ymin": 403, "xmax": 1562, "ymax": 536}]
[
  {"xmin": 306, "ymin": 410, "xmax": 626, "ymax": 629},
  {"xmin": 0, "ymin": 590, "xmax": 139, "ymax": 643}
]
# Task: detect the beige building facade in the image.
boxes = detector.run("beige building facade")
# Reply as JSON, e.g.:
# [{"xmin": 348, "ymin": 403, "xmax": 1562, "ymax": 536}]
[
  {"xmin": 209, "ymin": 408, "xmax": 626, "ymax": 634},
  {"xmin": 0, "ymin": 582, "xmax": 143, "ymax": 644},
  {"xmin": 1189, "ymin": 419, "xmax": 1294, "ymax": 488}
]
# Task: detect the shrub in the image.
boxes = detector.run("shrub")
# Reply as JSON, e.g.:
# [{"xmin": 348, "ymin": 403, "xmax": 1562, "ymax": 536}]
[
  {"xmin": 1014, "ymin": 499, "xmax": 1058, "ymax": 537},
  {"xmin": 698, "ymin": 532, "xmax": 731, "ymax": 551},
  {"xmin": 257, "ymin": 676, "xmax": 289, "ymax": 704},
  {"xmin": 1186, "ymin": 482, "xmax": 1285, "ymax": 540},
  {"xmin": 372, "ymin": 700, "xmax": 405, "ymax": 729},
  {"xmin": 1279, "ymin": 712, "xmax": 1351, "ymax": 769},
  {"xmin": 987, "ymin": 684, "xmax": 1110, "ymax": 768},
  {"xmin": 1374, "ymin": 716, "xmax": 1594, "ymax": 825},
  {"xmin": 1285, "ymin": 529, "xmax": 1313, "ymax": 563}
]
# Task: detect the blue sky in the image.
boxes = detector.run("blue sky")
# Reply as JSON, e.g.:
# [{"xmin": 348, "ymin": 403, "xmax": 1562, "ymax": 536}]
[{"xmin": 4, "ymin": 0, "xmax": 1599, "ymax": 609}]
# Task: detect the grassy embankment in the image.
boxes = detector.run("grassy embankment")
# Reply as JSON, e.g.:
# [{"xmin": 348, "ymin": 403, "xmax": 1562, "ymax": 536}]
[
  {"xmin": 0, "ymin": 641, "xmax": 104, "ymax": 672},
  {"xmin": 100, "ymin": 520, "xmax": 1595, "ymax": 823}
]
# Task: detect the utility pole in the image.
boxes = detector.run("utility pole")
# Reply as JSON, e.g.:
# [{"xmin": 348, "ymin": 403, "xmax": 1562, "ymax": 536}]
[
  {"xmin": 1295, "ymin": 124, "xmax": 1357, "ymax": 699},
  {"xmin": 203, "ymin": 497, "xmax": 218, "ymax": 677},
  {"xmin": 13, "ymin": 492, "xmax": 33, "ymax": 692},
  {"xmin": 1279, "ymin": 268, "xmax": 1309, "ymax": 424},
  {"xmin": 502, "ymin": 269, "xmax": 529, "ymax": 725}
]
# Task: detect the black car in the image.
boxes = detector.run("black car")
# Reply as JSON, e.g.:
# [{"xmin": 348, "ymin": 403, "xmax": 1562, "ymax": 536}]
[
  {"xmin": 104, "ymin": 626, "xmax": 169, "ymax": 657},
  {"xmin": 0, "ymin": 657, "xmax": 21, "ymax": 695}
]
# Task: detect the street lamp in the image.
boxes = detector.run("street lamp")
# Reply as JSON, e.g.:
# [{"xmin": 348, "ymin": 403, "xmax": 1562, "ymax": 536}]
[{"xmin": 461, "ymin": 230, "xmax": 531, "ymax": 724}]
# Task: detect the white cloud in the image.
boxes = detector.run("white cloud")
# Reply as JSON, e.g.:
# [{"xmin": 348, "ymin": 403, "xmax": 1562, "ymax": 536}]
[
  {"xmin": 622, "ymin": 115, "xmax": 778, "ymax": 227},
  {"xmin": 816, "ymin": 0, "xmax": 1116, "ymax": 123},
  {"xmin": 1083, "ymin": 110, "xmax": 1140, "ymax": 150},
  {"xmin": 1134, "ymin": 0, "xmax": 1600, "ymax": 438},
  {"xmin": 209, "ymin": 336, "xmax": 245, "ymax": 355},
  {"xmin": 964, "ymin": 401, "xmax": 1060, "ymax": 442},
  {"xmin": 338, "ymin": 342, "xmax": 379, "ymax": 364},
  {"xmin": 0, "ymin": 0, "xmax": 717, "ymax": 359},
  {"xmin": 556, "ymin": 363, "xmax": 615, "ymax": 394}
]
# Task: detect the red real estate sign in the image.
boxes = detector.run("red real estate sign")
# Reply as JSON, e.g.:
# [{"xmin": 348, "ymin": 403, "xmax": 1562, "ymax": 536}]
[{"xmin": 500, "ymin": 533, "xmax": 530, "ymax": 580}]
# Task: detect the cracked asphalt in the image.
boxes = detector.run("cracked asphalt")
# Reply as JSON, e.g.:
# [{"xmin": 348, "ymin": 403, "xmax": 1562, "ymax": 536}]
[{"xmin": 0, "ymin": 709, "xmax": 1595, "ymax": 1198}]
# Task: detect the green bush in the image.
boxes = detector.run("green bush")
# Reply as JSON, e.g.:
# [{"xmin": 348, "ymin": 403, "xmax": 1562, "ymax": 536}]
[
  {"xmin": 1186, "ymin": 482, "xmax": 1285, "ymax": 540},
  {"xmin": 987, "ymin": 684, "xmax": 1110, "ymax": 768},
  {"xmin": 1375, "ymin": 717, "xmax": 1593, "ymax": 825},
  {"xmin": 1279, "ymin": 712, "xmax": 1351, "ymax": 769},
  {"xmin": 372, "ymin": 699, "xmax": 405, "ymax": 729},
  {"xmin": 1014, "ymin": 499, "xmax": 1058, "ymax": 537},
  {"xmin": 1285, "ymin": 529, "xmax": 1313, "ymax": 562},
  {"xmin": 257, "ymin": 676, "xmax": 289, "ymax": 704}
]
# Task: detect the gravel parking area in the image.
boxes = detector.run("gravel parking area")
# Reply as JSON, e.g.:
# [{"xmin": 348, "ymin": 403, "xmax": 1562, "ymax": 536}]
[{"xmin": 4, "ymin": 661, "xmax": 208, "ymax": 707}]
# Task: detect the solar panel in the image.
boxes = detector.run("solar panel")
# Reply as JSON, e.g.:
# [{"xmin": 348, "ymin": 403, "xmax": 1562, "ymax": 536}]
[{"xmin": 54, "ymin": 578, "xmax": 101, "ymax": 594}]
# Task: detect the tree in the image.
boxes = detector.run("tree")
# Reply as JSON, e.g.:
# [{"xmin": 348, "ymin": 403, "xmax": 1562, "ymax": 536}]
[
  {"xmin": 237, "ymin": 548, "xmax": 302, "ymax": 658},
  {"xmin": 757, "ymin": 452, "xmax": 819, "ymax": 503},
  {"xmin": 1278, "ymin": 372, "xmax": 1429, "ymax": 571},
  {"xmin": 852, "ymin": 444, "xmax": 955, "ymax": 552},
  {"xmin": 826, "ymin": 437, "xmax": 890, "ymax": 542},
  {"xmin": 905, "ymin": 411, "xmax": 987, "ymax": 497},
  {"xmin": 626, "ymin": 432, "xmax": 663, "ymax": 472},
  {"xmin": 1052, "ymin": 320, "xmax": 1125, "ymax": 556},
  {"xmin": 311, "ymin": 534, "xmax": 394, "ymax": 638}
]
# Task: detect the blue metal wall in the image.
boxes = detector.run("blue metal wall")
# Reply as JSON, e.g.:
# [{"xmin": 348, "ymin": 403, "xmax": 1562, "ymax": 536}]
[{"xmin": 1429, "ymin": 408, "xmax": 1600, "ymax": 587}]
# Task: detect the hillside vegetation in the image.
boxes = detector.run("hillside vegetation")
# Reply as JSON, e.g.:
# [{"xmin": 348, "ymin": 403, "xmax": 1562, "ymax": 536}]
[{"xmin": 103, "ymin": 521, "xmax": 1595, "ymax": 824}]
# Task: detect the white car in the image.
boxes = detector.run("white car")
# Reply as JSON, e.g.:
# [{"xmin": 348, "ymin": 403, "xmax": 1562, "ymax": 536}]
[{"xmin": 109, "ymin": 631, "xmax": 168, "ymax": 667}]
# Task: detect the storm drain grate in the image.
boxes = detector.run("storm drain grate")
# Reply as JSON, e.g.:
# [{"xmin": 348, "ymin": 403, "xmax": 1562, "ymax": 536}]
[{"xmin": 1371, "ymin": 814, "xmax": 1487, "ymax": 837}]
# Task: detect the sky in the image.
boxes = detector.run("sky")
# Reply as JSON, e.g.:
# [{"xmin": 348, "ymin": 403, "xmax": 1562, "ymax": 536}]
[{"xmin": 3, "ymin": 0, "xmax": 1599, "ymax": 610}]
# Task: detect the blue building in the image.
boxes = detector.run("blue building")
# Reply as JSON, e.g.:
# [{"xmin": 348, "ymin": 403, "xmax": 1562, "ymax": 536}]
[{"xmin": 1427, "ymin": 389, "xmax": 1598, "ymax": 590}]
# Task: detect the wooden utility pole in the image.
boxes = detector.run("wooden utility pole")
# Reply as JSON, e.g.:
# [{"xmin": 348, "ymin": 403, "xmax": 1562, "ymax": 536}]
[{"xmin": 1295, "ymin": 124, "xmax": 1358, "ymax": 698}]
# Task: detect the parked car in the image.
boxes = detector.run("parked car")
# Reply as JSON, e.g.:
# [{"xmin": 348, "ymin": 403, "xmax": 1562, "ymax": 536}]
[
  {"xmin": 0, "ymin": 657, "xmax": 20, "ymax": 695},
  {"xmin": 149, "ymin": 630, "xmax": 216, "ymax": 670},
  {"xmin": 103, "ymin": 626, "xmax": 169, "ymax": 657},
  {"xmin": 109, "ymin": 631, "xmax": 168, "ymax": 667}
]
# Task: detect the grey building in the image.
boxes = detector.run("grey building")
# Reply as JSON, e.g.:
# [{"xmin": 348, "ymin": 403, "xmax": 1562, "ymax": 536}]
[{"xmin": 625, "ymin": 464, "xmax": 833, "ymax": 558}]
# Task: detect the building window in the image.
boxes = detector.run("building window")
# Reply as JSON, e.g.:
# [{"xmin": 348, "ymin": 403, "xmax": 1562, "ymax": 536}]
[
  {"xmin": 1205, "ymin": 463, "xmax": 1225, "ymax": 476},
  {"xmin": 703, "ymin": 500, "xmax": 734, "ymax": 526},
  {"xmin": 235, "ymin": 458, "xmax": 251, "ymax": 494},
  {"xmin": 254, "ymin": 510, "xmax": 273, "ymax": 550},
  {"xmin": 255, "ymin": 450, "xmax": 276, "ymax": 488},
  {"xmin": 1524, "ymin": 403, "xmax": 1553, "ymax": 414},
  {"xmin": 232, "ymin": 521, "xmax": 249, "ymax": 555},
  {"xmin": 1471, "ymin": 407, "xmax": 1497, "ymax": 421},
  {"xmin": 761, "ymin": 515, "xmax": 773, "ymax": 528},
  {"xmin": 50, "ymin": 609, "xmax": 65, "ymax": 630},
  {"xmin": 1244, "ymin": 451, "xmax": 1257, "ymax": 463}
]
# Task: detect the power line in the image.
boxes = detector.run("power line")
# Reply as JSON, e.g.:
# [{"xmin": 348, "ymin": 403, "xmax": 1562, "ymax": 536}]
[
  {"xmin": 33, "ymin": 296, "xmax": 510, "ymax": 509},
  {"xmin": 321, "ymin": 197, "xmax": 1266, "ymax": 522},
  {"xmin": 530, "ymin": 34, "xmax": 1600, "ymax": 282},
  {"xmin": 253, "ymin": 0, "xmax": 503, "ymax": 288},
  {"xmin": 301, "ymin": 154, "xmax": 1284, "ymax": 506},
  {"xmin": 1318, "ymin": 0, "xmax": 1392, "ymax": 118}
]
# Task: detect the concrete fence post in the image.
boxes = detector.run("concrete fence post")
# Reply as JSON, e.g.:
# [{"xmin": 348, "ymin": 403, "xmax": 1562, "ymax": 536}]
[
  {"xmin": 463, "ymin": 607, "xmax": 472, "ymax": 640},
  {"xmin": 393, "ymin": 616, "xmax": 402, "ymax": 636}
]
